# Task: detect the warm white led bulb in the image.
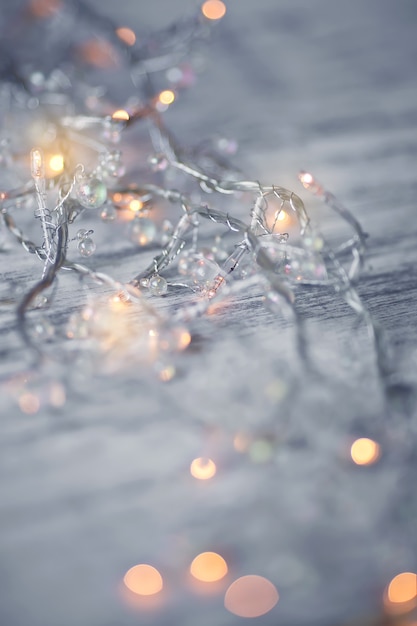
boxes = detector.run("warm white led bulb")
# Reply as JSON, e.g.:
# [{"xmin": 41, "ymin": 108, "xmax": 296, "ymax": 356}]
[
  {"xmin": 298, "ymin": 171, "xmax": 314, "ymax": 189},
  {"xmin": 30, "ymin": 148, "xmax": 44, "ymax": 179}
]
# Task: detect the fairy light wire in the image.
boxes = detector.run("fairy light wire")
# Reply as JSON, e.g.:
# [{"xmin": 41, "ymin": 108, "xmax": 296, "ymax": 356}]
[{"xmin": 0, "ymin": 0, "xmax": 397, "ymax": 408}]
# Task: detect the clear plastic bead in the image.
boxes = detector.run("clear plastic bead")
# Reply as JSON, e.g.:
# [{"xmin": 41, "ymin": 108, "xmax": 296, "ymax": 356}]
[
  {"xmin": 76, "ymin": 177, "xmax": 107, "ymax": 209},
  {"xmin": 148, "ymin": 153, "xmax": 168, "ymax": 172},
  {"xmin": 76, "ymin": 228, "xmax": 89, "ymax": 241},
  {"xmin": 102, "ymin": 117, "xmax": 122, "ymax": 144},
  {"xmin": 31, "ymin": 316, "xmax": 55, "ymax": 340},
  {"xmin": 178, "ymin": 252, "xmax": 192, "ymax": 276},
  {"xmin": 78, "ymin": 237, "xmax": 96, "ymax": 257},
  {"xmin": 190, "ymin": 255, "xmax": 219, "ymax": 285},
  {"xmin": 98, "ymin": 150, "xmax": 125, "ymax": 183},
  {"xmin": 100, "ymin": 204, "xmax": 117, "ymax": 221},
  {"xmin": 216, "ymin": 136, "xmax": 238, "ymax": 155},
  {"xmin": 129, "ymin": 217, "xmax": 157, "ymax": 246},
  {"xmin": 149, "ymin": 275, "xmax": 168, "ymax": 296}
]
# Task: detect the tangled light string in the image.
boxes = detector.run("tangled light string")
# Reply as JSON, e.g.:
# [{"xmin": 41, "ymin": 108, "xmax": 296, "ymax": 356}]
[{"xmin": 0, "ymin": 0, "xmax": 394, "ymax": 409}]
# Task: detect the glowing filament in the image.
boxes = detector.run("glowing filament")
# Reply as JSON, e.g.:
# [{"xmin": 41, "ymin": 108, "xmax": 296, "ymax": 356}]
[
  {"xmin": 298, "ymin": 170, "xmax": 323, "ymax": 195},
  {"xmin": 298, "ymin": 171, "xmax": 314, "ymax": 188}
]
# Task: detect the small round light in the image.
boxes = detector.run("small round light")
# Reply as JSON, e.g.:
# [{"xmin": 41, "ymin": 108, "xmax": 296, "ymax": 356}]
[
  {"xmin": 158, "ymin": 90, "xmax": 175, "ymax": 106},
  {"xmin": 129, "ymin": 199, "xmax": 143, "ymax": 212},
  {"xmin": 224, "ymin": 575, "xmax": 279, "ymax": 618},
  {"xmin": 123, "ymin": 564, "xmax": 163, "ymax": 596},
  {"xmin": 116, "ymin": 27, "xmax": 136, "ymax": 46},
  {"xmin": 190, "ymin": 457, "xmax": 217, "ymax": 480},
  {"xmin": 201, "ymin": 0, "xmax": 226, "ymax": 20},
  {"xmin": 387, "ymin": 572, "xmax": 417, "ymax": 604},
  {"xmin": 350, "ymin": 438, "xmax": 380, "ymax": 465},
  {"xmin": 190, "ymin": 552, "xmax": 228, "ymax": 582},
  {"xmin": 49, "ymin": 154, "xmax": 64, "ymax": 173},
  {"xmin": 112, "ymin": 109, "xmax": 130, "ymax": 121}
]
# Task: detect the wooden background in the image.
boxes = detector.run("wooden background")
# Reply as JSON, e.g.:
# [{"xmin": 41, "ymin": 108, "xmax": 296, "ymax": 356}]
[{"xmin": 0, "ymin": 1, "xmax": 416, "ymax": 625}]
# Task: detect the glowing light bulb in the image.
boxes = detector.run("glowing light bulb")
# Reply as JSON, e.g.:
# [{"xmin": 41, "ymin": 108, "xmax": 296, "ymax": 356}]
[
  {"xmin": 298, "ymin": 171, "xmax": 314, "ymax": 188},
  {"xmin": 112, "ymin": 109, "xmax": 130, "ymax": 121},
  {"xmin": 116, "ymin": 27, "xmax": 136, "ymax": 46},
  {"xmin": 387, "ymin": 572, "xmax": 417, "ymax": 604},
  {"xmin": 190, "ymin": 552, "xmax": 228, "ymax": 582},
  {"xmin": 190, "ymin": 457, "xmax": 216, "ymax": 480},
  {"xmin": 202, "ymin": 0, "xmax": 227, "ymax": 20},
  {"xmin": 276, "ymin": 210, "xmax": 288, "ymax": 222},
  {"xmin": 224, "ymin": 575, "xmax": 279, "ymax": 618},
  {"xmin": 350, "ymin": 438, "xmax": 380, "ymax": 465},
  {"xmin": 129, "ymin": 199, "xmax": 143, "ymax": 212},
  {"xmin": 123, "ymin": 564, "xmax": 163, "ymax": 596},
  {"xmin": 49, "ymin": 154, "xmax": 64, "ymax": 173},
  {"xmin": 298, "ymin": 170, "xmax": 323, "ymax": 195},
  {"xmin": 158, "ymin": 90, "xmax": 175, "ymax": 106}
]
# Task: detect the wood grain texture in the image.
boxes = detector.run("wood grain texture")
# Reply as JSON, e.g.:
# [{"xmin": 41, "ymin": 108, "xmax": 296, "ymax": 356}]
[{"xmin": 0, "ymin": 1, "xmax": 416, "ymax": 625}]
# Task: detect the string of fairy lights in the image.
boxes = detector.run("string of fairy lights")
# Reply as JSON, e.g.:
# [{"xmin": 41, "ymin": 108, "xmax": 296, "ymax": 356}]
[
  {"xmin": 0, "ymin": 0, "xmax": 385, "ymax": 383},
  {"xmin": 0, "ymin": 0, "xmax": 415, "ymax": 622}
]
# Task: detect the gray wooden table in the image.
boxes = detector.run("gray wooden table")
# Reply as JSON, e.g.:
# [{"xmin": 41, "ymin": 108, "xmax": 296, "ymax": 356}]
[{"xmin": 0, "ymin": 1, "xmax": 416, "ymax": 625}]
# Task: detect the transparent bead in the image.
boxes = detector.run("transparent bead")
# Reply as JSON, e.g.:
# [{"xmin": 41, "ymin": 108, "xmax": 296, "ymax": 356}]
[
  {"xmin": 303, "ymin": 235, "xmax": 324, "ymax": 252},
  {"xmin": 263, "ymin": 290, "xmax": 282, "ymax": 315},
  {"xmin": 190, "ymin": 255, "xmax": 219, "ymax": 285},
  {"xmin": 100, "ymin": 204, "xmax": 117, "ymax": 221},
  {"xmin": 149, "ymin": 275, "xmax": 168, "ymax": 296},
  {"xmin": 32, "ymin": 316, "xmax": 55, "ymax": 340},
  {"xmin": 178, "ymin": 252, "xmax": 192, "ymax": 276},
  {"xmin": 161, "ymin": 219, "xmax": 174, "ymax": 245},
  {"xmin": 129, "ymin": 217, "xmax": 157, "ymax": 246},
  {"xmin": 33, "ymin": 294, "xmax": 49, "ymax": 309},
  {"xmin": 102, "ymin": 117, "xmax": 122, "ymax": 144},
  {"xmin": 216, "ymin": 136, "xmax": 238, "ymax": 155},
  {"xmin": 78, "ymin": 237, "xmax": 96, "ymax": 257},
  {"xmin": 76, "ymin": 177, "xmax": 107, "ymax": 209},
  {"xmin": 76, "ymin": 228, "xmax": 89, "ymax": 241},
  {"xmin": 148, "ymin": 153, "xmax": 168, "ymax": 172},
  {"xmin": 98, "ymin": 150, "xmax": 125, "ymax": 182}
]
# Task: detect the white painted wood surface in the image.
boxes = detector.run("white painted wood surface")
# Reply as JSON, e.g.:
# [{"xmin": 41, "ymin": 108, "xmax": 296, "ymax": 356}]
[{"xmin": 0, "ymin": 1, "xmax": 416, "ymax": 625}]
